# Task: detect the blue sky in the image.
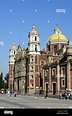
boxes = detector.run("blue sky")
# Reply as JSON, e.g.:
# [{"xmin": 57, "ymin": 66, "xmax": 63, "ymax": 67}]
[{"xmin": 0, "ymin": 0, "xmax": 72, "ymax": 78}]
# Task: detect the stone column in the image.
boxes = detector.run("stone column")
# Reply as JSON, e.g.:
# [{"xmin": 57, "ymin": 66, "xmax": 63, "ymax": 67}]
[
  {"xmin": 67, "ymin": 61, "xmax": 70, "ymax": 90},
  {"xmin": 42, "ymin": 69, "xmax": 44, "ymax": 91},
  {"xmin": 49, "ymin": 67, "xmax": 51, "ymax": 93},
  {"xmin": 57, "ymin": 61, "xmax": 60, "ymax": 95}
]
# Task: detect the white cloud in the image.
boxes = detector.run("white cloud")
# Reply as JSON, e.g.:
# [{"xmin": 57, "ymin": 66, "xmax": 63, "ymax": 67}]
[
  {"xmin": 10, "ymin": 9, "xmax": 12, "ymax": 12},
  {"xmin": 23, "ymin": 42, "xmax": 24, "ymax": 45},
  {"xmin": 0, "ymin": 41, "xmax": 4, "ymax": 46},
  {"xmin": 47, "ymin": 20, "xmax": 50, "ymax": 23},
  {"xmin": 35, "ymin": 9, "xmax": 37, "ymax": 12},
  {"xmin": 22, "ymin": 20, "xmax": 24, "ymax": 23},
  {"xmin": 10, "ymin": 31, "xmax": 12, "ymax": 34}
]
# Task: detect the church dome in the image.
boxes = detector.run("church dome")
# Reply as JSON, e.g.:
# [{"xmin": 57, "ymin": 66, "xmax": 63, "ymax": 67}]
[
  {"xmin": 47, "ymin": 26, "xmax": 68, "ymax": 43},
  {"xmin": 11, "ymin": 43, "xmax": 16, "ymax": 50}
]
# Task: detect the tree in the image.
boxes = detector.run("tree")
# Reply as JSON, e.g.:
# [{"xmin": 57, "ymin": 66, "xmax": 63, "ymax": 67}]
[
  {"xmin": 0, "ymin": 72, "xmax": 3, "ymax": 89},
  {"xmin": 4, "ymin": 73, "xmax": 9, "ymax": 89}
]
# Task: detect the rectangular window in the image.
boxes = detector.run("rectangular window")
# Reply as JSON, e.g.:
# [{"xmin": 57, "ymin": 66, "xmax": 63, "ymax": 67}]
[
  {"xmin": 48, "ymin": 45, "xmax": 50, "ymax": 51},
  {"xmin": 31, "ymin": 75, "xmax": 33, "ymax": 78},
  {"xmin": 52, "ymin": 68, "xmax": 55, "ymax": 76},
  {"xmin": 61, "ymin": 79, "xmax": 65, "ymax": 87},
  {"xmin": 30, "ymin": 66, "xmax": 33, "ymax": 70},
  {"xmin": 63, "ymin": 67, "xmax": 65, "ymax": 74},
  {"xmin": 35, "ymin": 45, "xmax": 37, "ymax": 51},
  {"xmin": 32, "ymin": 58, "xmax": 33, "ymax": 62},
  {"xmin": 30, "ymin": 75, "xmax": 33, "ymax": 79},
  {"xmin": 61, "ymin": 67, "xmax": 65, "ymax": 77},
  {"xmin": 45, "ymin": 70, "xmax": 48, "ymax": 76},
  {"xmin": 14, "ymin": 51, "xmax": 15, "ymax": 54}
]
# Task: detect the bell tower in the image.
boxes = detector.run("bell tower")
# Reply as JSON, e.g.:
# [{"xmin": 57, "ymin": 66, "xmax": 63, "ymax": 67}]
[
  {"xmin": 9, "ymin": 42, "xmax": 17, "ymax": 92},
  {"xmin": 27, "ymin": 25, "xmax": 41, "ymax": 94},
  {"xmin": 28, "ymin": 25, "xmax": 40, "ymax": 55}
]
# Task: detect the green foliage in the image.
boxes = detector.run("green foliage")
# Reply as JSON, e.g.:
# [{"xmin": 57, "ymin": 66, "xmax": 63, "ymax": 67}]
[
  {"xmin": 0, "ymin": 72, "xmax": 9, "ymax": 90},
  {"xmin": 4, "ymin": 73, "xmax": 9, "ymax": 89},
  {"xmin": 0, "ymin": 72, "xmax": 3, "ymax": 89}
]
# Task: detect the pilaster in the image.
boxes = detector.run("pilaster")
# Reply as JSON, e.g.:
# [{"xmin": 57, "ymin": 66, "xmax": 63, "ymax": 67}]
[
  {"xmin": 67, "ymin": 61, "xmax": 70, "ymax": 90},
  {"xmin": 56, "ymin": 61, "xmax": 60, "ymax": 94},
  {"xmin": 49, "ymin": 67, "xmax": 51, "ymax": 92}
]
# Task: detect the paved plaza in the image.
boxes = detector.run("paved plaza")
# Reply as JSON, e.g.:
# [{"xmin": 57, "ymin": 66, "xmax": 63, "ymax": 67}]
[{"xmin": 0, "ymin": 94, "xmax": 72, "ymax": 108}]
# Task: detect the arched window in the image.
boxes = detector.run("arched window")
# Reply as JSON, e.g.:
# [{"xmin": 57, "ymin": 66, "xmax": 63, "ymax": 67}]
[
  {"xmin": 35, "ymin": 36, "xmax": 37, "ymax": 41},
  {"xmin": 14, "ymin": 51, "xmax": 15, "ymax": 54},
  {"xmin": 41, "ymin": 61, "xmax": 44, "ymax": 66}
]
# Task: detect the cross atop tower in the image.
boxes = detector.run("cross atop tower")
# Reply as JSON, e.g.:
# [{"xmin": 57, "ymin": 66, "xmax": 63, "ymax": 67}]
[
  {"xmin": 56, "ymin": 24, "xmax": 58, "ymax": 28},
  {"xmin": 32, "ymin": 24, "xmax": 36, "ymax": 30}
]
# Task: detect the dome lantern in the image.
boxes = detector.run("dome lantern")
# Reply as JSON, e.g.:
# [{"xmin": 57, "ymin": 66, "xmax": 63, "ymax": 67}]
[
  {"xmin": 47, "ymin": 25, "xmax": 68, "ymax": 43},
  {"xmin": 54, "ymin": 25, "xmax": 61, "ymax": 34}
]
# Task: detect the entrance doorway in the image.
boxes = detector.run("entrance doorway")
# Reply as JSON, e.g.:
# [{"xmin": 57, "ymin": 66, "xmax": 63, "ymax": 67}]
[
  {"xmin": 53, "ymin": 83, "xmax": 56, "ymax": 95},
  {"xmin": 18, "ymin": 80, "xmax": 19, "ymax": 91},
  {"xmin": 46, "ymin": 83, "xmax": 48, "ymax": 93}
]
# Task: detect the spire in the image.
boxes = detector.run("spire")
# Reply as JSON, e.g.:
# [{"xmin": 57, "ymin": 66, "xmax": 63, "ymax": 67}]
[
  {"xmin": 54, "ymin": 24, "xmax": 61, "ymax": 34},
  {"xmin": 32, "ymin": 24, "xmax": 36, "ymax": 30},
  {"xmin": 56, "ymin": 24, "xmax": 58, "ymax": 28}
]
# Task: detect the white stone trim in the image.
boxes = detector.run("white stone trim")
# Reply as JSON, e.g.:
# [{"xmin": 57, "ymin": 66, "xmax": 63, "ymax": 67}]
[{"xmin": 50, "ymin": 42, "xmax": 67, "ymax": 44}]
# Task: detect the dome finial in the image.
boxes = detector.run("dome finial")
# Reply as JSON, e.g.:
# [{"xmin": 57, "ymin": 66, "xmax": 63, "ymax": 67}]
[
  {"xmin": 56, "ymin": 24, "xmax": 58, "ymax": 28},
  {"xmin": 54, "ymin": 24, "xmax": 61, "ymax": 34},
  {"xmin": 13, "ymin": 41, "xmax": 15, "ymax": 45},
  {"xmin": 32, "ymin": 24, "xmax": 36, "ymax": 30}
]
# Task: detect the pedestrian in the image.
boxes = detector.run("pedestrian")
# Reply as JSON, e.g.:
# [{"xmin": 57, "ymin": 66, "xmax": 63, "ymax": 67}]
[
  {"xmin": 10, "ymin": 90, "xmax": 12, "ymax": 97},
  {"xmin": 8, "ymin": 90, "xmax": 10, "ymax": 97},
  {"xmin": 14, "ymin": 90, "xmax": 17, "ymax": 97},
  {"xmin": 45, "ymin": 91, "xmax": 48, "ymax": 98}
]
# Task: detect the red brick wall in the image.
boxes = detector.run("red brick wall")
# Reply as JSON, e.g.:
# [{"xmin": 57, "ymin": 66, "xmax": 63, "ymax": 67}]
[
  {"xmin": 35, "ymin": 77, "xmax": 40, "ymax": 88},
  {"xmin": 35, "ymin": 65, "xmax": 38, "ymax": 72}
]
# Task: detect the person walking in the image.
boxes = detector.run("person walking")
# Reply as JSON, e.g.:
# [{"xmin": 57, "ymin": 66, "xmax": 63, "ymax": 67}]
[
  {"xmin": 8, "ymin": 90, "xmax": 10, "ymax": 97},
  {"xmin": 45, "ymin": 91, "xmax": 48, "ymax": 98},
  {"xmin": 14, "ymin": 90, "xmax": 17, "ymax": 97},
  {"xmin": 10, "ymin": 90, "xmax": 12, "ymax": 97}
]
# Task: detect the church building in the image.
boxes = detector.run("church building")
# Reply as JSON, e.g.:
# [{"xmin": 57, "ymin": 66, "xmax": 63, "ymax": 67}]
[{"xmin": 8, "ymin": 25, "xmax": 72, "ymax": 96}]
